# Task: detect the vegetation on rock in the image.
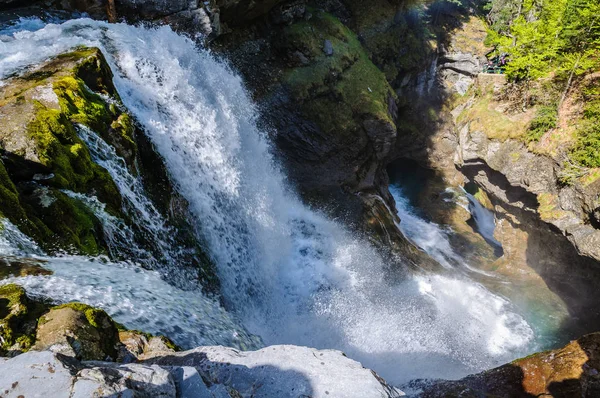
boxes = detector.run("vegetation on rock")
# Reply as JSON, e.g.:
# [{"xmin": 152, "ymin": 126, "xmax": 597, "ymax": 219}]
[
  {"xmin": 0, "ymin": 284, "xmax": 177, "ymax": 361},
  {"xmin": 279, "ymin": 9, "xmax": 397, "ymax": 137},
  {"xmin": 0, "ymin": 48, "xmax": 128, "ymax": 254},
  {"xmin": 0, "ymin": 284, "xmax": 49, "ymax": 356}
]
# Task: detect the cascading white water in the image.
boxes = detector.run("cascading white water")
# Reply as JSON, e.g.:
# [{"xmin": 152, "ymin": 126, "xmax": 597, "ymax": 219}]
[
  {"xmin": 0, "ymin": 18, "xmax": 538, "ymax": 384},
  {"xmin": 464, "ymin": 191, "xmax": 503, "ymax": 248},
  {"xmin": 0, "ymin": 218, "xmax": 260, "ymax": 349}
]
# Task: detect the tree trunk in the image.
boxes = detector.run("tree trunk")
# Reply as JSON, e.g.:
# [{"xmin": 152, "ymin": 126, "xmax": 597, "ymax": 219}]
[{"xmin": 107, "ymin": 0, "xmax": 117, "ymax": 23}]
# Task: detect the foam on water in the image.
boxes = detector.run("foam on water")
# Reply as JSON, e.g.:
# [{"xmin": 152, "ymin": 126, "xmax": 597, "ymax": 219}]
[{"xmin": 0, "ymin": 17, "xmax": 536, "ymax": 384}]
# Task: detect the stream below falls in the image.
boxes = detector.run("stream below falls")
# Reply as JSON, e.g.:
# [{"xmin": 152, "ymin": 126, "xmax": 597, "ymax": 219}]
[{"xmin": 0, "ymin": 17, "xmax": 568, "ymax": 386}]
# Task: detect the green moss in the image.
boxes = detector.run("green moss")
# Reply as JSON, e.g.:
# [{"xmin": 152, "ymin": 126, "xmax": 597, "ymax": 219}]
[
  {"xmin": 53, "ymin": 302, "xmax": 106, "ymax": 328},
  {"xmin": 159, "ymin": 335, "xmax": 180, "ymax": 351},
  {"xmin": 26, "ymin": 102, "xmax": 119, "ymax": 207},
  {"xmin": 0, "ymin": 283, "xmax": 27, "ymax": 306},
  {"xmin": 537, "ymin": 192, "xmax": 568, "ymax": 221},
  {"xmin": 0, "ymin": 162, "xmax": 28, "ymax": 224},
  {"xmin": 19, "ymin": 191, "xmax": 103, "ymax": 255},
  {"xmin": 526, "ymin": 105, "xmax": 558, "ymax": 143},
  {"xmin": 281, "ymin": 10, "xmax": 396, "ymax": 138},
  {"xmin": 0, "ymin": 284, "xmax": 48, "ymax": 354},
  {"xmin": 54, "ymin": 76, "xmax": 112, "ymax": 134},
  {"xmin": 112, "ymin": 113, "xmax": 135, "ymax": 147}
]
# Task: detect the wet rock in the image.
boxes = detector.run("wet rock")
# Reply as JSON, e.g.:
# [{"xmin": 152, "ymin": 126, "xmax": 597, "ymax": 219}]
[
  {"xmin": 217, "ymin": 0, "xmax": 284, "ymax": 26},
  {"xmin": 422, "ymin": 332, "xmax": 600, "ymax": 397},
  {"xmin": 33, "ymin": 303, "xmax": 120, "ymax": 361},
  {"xmin": 0, "ymin": 47, "xmax": 129, "ymax": 255},
  {"xmin": 270, "ymin": 0, "xmax": 305, "ymax": 25},
  {"xmin": 0, "ymin": 257, "xmax": 52, "ymax": 280}
]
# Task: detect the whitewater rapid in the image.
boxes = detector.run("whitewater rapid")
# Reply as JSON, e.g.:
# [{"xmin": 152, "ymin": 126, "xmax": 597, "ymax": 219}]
[{"xmin": 0, "ymin": 17, "xmax": 537, "ymax": 384}]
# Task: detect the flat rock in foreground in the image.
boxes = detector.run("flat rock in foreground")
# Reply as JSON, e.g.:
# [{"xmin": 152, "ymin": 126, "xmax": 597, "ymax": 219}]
[{"xmin": 0, "ymin": 346, "xmax": 403, "ymax": 398}]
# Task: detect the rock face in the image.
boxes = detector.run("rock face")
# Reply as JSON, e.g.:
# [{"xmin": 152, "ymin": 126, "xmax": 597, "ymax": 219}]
[
  {"xmin": 421, "ymin": 333, "xmax": 600, "ymax": 397},
  {"xmin": 388, "ymin": 4, "xmax": 600, "ymax": 335},
  {"xmin": 0, "ymin": 346, "xmax": 402, "ymax": 398}
]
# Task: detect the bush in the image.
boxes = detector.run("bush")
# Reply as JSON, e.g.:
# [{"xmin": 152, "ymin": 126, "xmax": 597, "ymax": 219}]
[
  {"xmin": 571, "ymin": 120, "xmax": 600, "ymax": 168},
  {"xmin": 526, "ymin": 105, "xmax": 558, "ymax": 143}
]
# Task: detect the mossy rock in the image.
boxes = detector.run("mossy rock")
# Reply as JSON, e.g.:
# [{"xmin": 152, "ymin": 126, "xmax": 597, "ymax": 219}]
[
  {"xmin": 342, "ymin": 0, "xmax": 437, "ymax": 84},
  {"xmin": 34, "ymin": 302, "xmax": 120, "ymax": 361},
  {"xmin": 279, "ymin": 10, "xmax": 395, "ymax": 120},
  {"xmin": 275, "ymin": 10, "xmax": 397, "ymax": 163},
  {"xmin": 0, "ymin": 47, "xmax": 136, "ymax": 255},
  {"xmin": 0, "ymin": 284, "xmax": 49, "ymax": 356}
]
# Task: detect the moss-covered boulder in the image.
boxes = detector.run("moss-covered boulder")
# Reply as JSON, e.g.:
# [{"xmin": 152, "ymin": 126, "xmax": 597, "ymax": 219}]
[
  {"xmin": 0, "ymin": 284, "xmax": 49, "ymax": 357},
  {"xmin": 342, "ymin": 0, "xmax": 438, "ymax": 86},
  {"xmin": 0, "ymin": 47, "xmax": 131, "ymax": 255},
  {"xmin": 0, "ymin": 284, "xmax": 179, "ymax": 362},
  {"xmin": 278, "ymin": 9, "xmax": 397, "ymax": 155},
  {"xmin": 34, "ymin": 302, "xmax": 120, "ymax": 361},
  {"xmin": 0, "ymin": 47, "xmax": 218, "ymax": 290}
]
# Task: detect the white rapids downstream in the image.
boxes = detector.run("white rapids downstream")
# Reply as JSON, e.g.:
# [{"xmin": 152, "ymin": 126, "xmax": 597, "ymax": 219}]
[{"xmin": 0, "ymin": 17, "xmax": 540, "ymax": 384}]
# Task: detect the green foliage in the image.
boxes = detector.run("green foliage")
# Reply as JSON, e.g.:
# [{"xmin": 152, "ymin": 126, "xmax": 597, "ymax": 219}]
[
  {"xmin": 485, "ymin": 0, "xmax": 600, "ymax": 80},
  {"xmin": 526, "ymin": 105, "xmax": 558, "ymax": 142},
  {"xmin": 570, "ymin": 78, "xmax": 600, "ymax": 167},
  {"xmin": 571, "ymin": 119, "xmax": 600, "ymax": 168}
]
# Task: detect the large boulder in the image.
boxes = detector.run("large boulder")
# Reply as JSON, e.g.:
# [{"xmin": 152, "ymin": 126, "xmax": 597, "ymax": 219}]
[
  {"xmin": 421, "ymin": 333, "xmax": 600, "ymax": 397},
  {"xmin": 0, "ymin": 345, "xmax": 404, "ymax": 397},
  {"xmin": 0, "ymin": 350, "xmax": 177, "ymax": 398},
  {"xmin": 0, "ymin": 46, "xmax": 217, "ymax": 288},
  {"xmin": 33, "ymin": 303, "xmax": 120, "ymax": 361},
  {"xmin": 145, "ymin": 345, "xmax": 404, "ymax": 397}
]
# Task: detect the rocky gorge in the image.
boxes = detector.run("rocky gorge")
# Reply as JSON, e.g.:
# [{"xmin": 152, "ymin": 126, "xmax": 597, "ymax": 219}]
[{"xmin": 1, "ymin": 0, "xmax": 600, "ymax": 397}]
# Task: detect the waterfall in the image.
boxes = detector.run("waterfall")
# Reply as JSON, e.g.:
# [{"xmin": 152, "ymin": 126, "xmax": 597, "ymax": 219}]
[
  {"xmin": 0, "ymin": 18, "xmax": 537, "ymax": 384},
  {"xmin": 464, "ymin": 191, "xmax": 503, "ymax": 248}
]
